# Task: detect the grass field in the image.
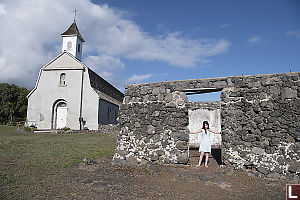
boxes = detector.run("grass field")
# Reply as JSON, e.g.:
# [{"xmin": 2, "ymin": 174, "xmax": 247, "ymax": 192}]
[
  {"xmin": 0, "ymin": 126, "xmax": 289, "ymax": 199},
  {"xmin": 0, "ymin": 126, "xmax": 116, "ymax": 199}
]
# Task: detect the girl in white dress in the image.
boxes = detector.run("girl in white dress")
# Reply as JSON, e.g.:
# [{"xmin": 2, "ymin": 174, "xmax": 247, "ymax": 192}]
[{"xmin": 190, "ymin": 121, "xmax": 221, "ymax": 168}]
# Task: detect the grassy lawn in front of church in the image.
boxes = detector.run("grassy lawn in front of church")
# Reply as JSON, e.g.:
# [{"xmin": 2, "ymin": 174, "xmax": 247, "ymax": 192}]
[{"xmin": 0, "ymin": 125, "xmax": 116, "ymax": 199}]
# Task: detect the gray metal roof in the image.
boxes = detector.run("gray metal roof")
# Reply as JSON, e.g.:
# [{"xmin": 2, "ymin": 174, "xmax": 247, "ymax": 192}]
[{"xmin": 61, "ymin": 21, "xmax": 85, "ymax": 42}]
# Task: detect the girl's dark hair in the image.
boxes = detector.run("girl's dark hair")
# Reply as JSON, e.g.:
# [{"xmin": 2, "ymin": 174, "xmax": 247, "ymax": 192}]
[{"xmin": 202, "ymin": 121, "xmax": 209, "ymax": 134}]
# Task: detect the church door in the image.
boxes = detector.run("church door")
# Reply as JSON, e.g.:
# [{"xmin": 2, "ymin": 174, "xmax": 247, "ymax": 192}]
[{"xmin": 56, "ymin": 102, "xmax": 67, "ymax": 129}]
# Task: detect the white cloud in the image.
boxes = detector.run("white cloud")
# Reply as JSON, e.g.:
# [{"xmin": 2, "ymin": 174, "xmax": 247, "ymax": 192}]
[
  {"xmin": 220, "ymin": 23, "xmax": 230, "ymax": 28},
  {"xmin": 127, "ymin": 74, "xmax": 153, "ymax": 83},
  {"xmin": 285, "ymin": 30, "xmax": 300, "ymax": 39},
  {"xmin": 84, "ymin": 54, "xmax": 124, "ymax": 90},
  {"xmin": 0, "ymin": 0, "xmax": 230, "ymax": 89},
  {"xmin": 248, "ymin": 35, "xmax": 261, "ymax": 43},
  {"xmin": 0, "ymin": 4, "xmax": 6, "ymax": 16}
]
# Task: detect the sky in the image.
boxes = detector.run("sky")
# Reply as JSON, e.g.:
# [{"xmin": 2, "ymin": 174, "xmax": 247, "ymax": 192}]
[{"xmin": 0, "ymin": 0, "xmax": 299, "ymax": 101}]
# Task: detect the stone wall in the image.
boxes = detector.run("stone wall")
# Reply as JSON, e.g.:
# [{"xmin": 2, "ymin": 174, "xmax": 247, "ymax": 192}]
[
  {"xmin": 113, "ymin": 72, "xmax": 300, "ymax": 177},
  {"xmin": 221, "ymin": 73, "xmax": 300, "ymax": 176}
]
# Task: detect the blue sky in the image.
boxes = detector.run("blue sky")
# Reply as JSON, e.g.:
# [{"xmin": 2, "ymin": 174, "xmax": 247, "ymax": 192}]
[
  {"xmin": 95, "ymin": 0, "xmax": 300, "ymax": 77},
  {"xmin": 0, "ymin": 0, "xmax": 299, "ymax": 101},
  {"xmin": 96, "ymin": 0, "xmax": 300, "ymax": 101}
]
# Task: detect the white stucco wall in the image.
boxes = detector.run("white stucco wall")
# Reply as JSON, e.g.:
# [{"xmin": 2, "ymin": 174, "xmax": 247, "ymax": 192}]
[
  {"xmin": 27, "ymin": 52, "xmax": 99, "ymax": 130},
  {"xmin": 81, "ymin": 70, "xmax": 99, "ymax": 130},
  {"xmin": 188, "ymin": 108, "xmax": 222, "ymax": 147},
  {"xmin": 61, "ymin": 36, "xmax": 83, "ymax": 61},
  {"xmin": 27, "ymin": 69, "xmax": 82, "ymax": 129}
]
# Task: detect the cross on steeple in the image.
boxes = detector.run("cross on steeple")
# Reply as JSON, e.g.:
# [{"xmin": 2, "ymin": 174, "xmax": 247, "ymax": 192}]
[{"xmin": 73, "ymin": 9, "xmax": 78, "ymax": 21}]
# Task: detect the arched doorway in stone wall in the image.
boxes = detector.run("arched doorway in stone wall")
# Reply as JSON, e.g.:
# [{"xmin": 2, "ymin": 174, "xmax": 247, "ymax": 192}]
[
  {"xmin": 183, "ymin": 88, "xmax": 223, "ymax": 167},
  {"xmin": 51, "ymin": 100, "xmax": 68, "ymax": 129}
]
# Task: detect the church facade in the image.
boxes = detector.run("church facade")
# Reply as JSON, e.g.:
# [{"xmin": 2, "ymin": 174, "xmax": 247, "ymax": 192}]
[{"xmin": 26, "ymin": 21, "xmax": 124, "ymax": 130}]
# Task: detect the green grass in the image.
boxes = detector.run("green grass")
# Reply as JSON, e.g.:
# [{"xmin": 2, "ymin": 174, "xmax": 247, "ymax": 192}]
[{"xmin": 0, "ymin": 126, "xmax": 116, "ymax": 199}]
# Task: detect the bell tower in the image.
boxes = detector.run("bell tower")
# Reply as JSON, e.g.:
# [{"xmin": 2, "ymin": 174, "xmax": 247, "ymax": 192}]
[{"xmin": 61, "ymin": 20, "xmax": 85, "ymax": 61}]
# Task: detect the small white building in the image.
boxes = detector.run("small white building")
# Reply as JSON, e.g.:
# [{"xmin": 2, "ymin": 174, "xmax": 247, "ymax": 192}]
[{"xmin": 26, "ymin": 21, "xmax": 124, "ymax": 130}]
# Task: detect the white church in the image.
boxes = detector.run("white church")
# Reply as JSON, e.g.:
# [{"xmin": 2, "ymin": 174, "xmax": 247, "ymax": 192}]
[{"xmin": 26, "ymin": 21, "xmax": 124, "ymax": 130}]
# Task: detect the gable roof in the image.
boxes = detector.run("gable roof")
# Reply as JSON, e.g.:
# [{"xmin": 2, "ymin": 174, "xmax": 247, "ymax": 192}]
[
  {"xmin": 88, "ymin": 68, "xmax": 124, "ymax": 103},
  {"xmin": 61, "ymin": 21, "xmax": 85, "ymax": 42},
  {"xmin": 42, "ymin": 51, "xmax": 85, "ymax": 70},
  {"xmin": 27, "ymin": 51, "xmax": 86, "ymax": 98}
]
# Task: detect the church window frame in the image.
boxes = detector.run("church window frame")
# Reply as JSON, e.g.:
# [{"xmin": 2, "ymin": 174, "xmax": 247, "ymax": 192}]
[
  {"xmin": 77, "ymin": 44, "xmax": 81, "ymax": 53},
  {"xmin": 59, "ymin": 73, "xmax": 67, "ymax": 86},
  {"xmin": 67, "ymin": 41, "xmax": 72, "ymax": 51}
]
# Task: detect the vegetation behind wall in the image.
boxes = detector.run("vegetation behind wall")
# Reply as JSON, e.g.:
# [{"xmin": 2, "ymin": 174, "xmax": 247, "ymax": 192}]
[{"xmin": 0, "ymin": 83, "xmax": 30, "ymax": 124}]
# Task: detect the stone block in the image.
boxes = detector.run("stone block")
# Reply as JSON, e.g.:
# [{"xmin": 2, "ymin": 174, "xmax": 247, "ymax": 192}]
[
  {"xmin": 177, "ymin": 152, "xmax": 189, "ymax": 164},
  {"xmin": 269, "ymin": 86, "xmax": 280, "ymax": 94},
  {"xmin": 247, "ymin": 82, "xmax": 261, "ymax": 88},
  {"xmin": 147, "ymin": 125, "xmax": 155, "ymax": 135},
  {"xmin": 277, "ymin": 157, "xmax": 286, "ymax": 165},
  {"xmin": 165, "ymin": 94, "xmax": 173, "ymax": 103},
  {"xmin": 251, "ymin": 147, "xmax": 265, "ymax": 155},
  {"xmin": 214, "ymin": 81, "xmax": 227, "ymax": 87},
  {"xmin": 158, "ymin": 93, "xmax": 164, "ymax": 101},
  {"xmin": 227, "ymin": 78, "xmax": 234, "ymax": 86},
  {"xmin": 179, "ymin": 92, "xmax": 188, "ymax": 102},
  {"xmin": 170, "ymin": 149, "xmax": 180, "ymax": 156},
  {"xmin": 235, "ymin": 79, "xmax": 246, "ymax": 87},
  {"xmin": 267, "ymin": 172, "xmax": 280, "ymax": 179},
  {"xmin": 150, "ymin": 155, "xmax": 159, "ymax": 161},
  {"xmin": 156, "ymin": 150, "xmax": 165, "ymax": 156},
  {"xmin": 288, "ymin": 160, "xmax": 299, "ymax": 173},
  {"xmin": 282, "ymin": 87, "xmax": 297, "ymax": 99},
  {"xmin": 261, "ymin": 77, "xmax": 273, "ymax": 86},
  {"xmin": 139, "ymin": 159, "xmax": 149, "ymax": 166},
  {"xmin": 126, "ymin": 156, "xmax": 139, "ymax": 165},
  {"xmin": 143, "ymin": 95, "xmax": 149, "ymax": 101},
  {"xmin": 116, "ymin": 149, "xmax": 129, "ymax": 156},
  {"xmin": 152, "ymin": 111, "xmax": 160, "ymax": 117},
  {"xmin": 152, "ymin": 87, "xmax": 160, "ymax": 95},
  {"xmin": 140, "ymin": 88, "xmax": 148, "ymax": 95},
  {"xmin": 113, "ymin": 157, "xmax": 126, "ymax": 165},
  {"xmin": 262, "ymin": 138, "xmax": 269, "ymax": 146},
  {"xmin": 170, "ymin": 132, "xmax": 189, "ymax": 141},
  {"xmin": 241, "ymin": 134, "xmax": 257, "ymax": 142},
  {"xmin": 175, "ymin": 141, "xmax": 188, "ymax": 150},
  {"xmin": 148, "ymin": 144, "xmax": 159, "ymax": 149},
  {"xmin": 254, "ymin": 117, "xmax": 264, "ymax": 124},
  {"xmin": 256, "ymin": 167, "xmax": 268, "ymax": 175},
  {"xmin": 134, "ymin": 122, "xmax": 141, "ymax": 128}
]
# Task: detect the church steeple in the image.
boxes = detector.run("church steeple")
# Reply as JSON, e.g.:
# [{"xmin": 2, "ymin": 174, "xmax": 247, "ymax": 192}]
[{"xmin": 61, "ymin": 21, "xmax": 85, "ymax": 61}]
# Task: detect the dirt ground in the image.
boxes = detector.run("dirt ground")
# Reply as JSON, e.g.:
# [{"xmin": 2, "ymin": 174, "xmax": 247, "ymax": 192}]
[
  {"xmin": 42, "ymin": 156, "xmax": 292, "ymax": 200},
  {"xmin": 0, "ymin": 127, "xmax": 297, "ymax": 199}
]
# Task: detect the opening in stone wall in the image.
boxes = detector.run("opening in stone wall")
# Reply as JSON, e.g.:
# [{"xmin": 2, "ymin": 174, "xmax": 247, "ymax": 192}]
[
  {"xmin": 183, "ymin": 88, "xmax": 223, "ymax": 168},
  {"xmin": 187, "ymin": 90, "xmax": 221, "ymax": 102}
]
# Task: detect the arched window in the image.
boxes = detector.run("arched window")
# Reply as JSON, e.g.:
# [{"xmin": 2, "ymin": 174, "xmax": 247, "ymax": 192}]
[
  {"xmin": 77, "ymin": 44, "xmax": 80, "ymax": 53},
  {"xmin": 57, "ymin": 102, "xmax": 67, "ymax": 107},
  {"xmin": 67, "ymin": 41, "xmax": 72, "ymax": 51},
  {"xmin": 60, "ymin": 73, "xmax": 66, "ymax": 86}
]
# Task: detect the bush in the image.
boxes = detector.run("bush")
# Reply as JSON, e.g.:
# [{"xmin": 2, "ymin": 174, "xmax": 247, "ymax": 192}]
[
  {"xmin": 59, "ymin": 127, "xmax": 71, "ymax": 132},
  {"xmin": 6, "ymin": 122, "xmax": 17, "ymax": 126},
  {"xmin": 16, "ymin": 125, "xmax": 36, "ymax": 133}
]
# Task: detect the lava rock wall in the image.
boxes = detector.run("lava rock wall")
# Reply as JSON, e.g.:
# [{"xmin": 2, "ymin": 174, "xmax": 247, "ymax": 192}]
[{"xmin": 113, "ymin": 72, "xmax": 300, "ymax": 177}]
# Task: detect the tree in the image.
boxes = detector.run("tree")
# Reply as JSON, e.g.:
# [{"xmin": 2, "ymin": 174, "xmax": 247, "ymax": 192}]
[{"xmin": 0, "ymin": 83, "xmax": 30, "ymax": 124}]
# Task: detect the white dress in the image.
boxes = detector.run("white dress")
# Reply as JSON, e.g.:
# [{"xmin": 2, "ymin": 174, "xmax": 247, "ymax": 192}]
[{"xmin": 199, "ymin": 129, "xmax": 211, "ymax": 153}]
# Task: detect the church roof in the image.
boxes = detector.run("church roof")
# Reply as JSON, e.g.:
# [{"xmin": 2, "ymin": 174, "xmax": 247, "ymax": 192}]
[
  {"xmin": 88, "ymin": 68, "xmax": 124, "ymax": 103},
  {"xmin": 61, "ymin": 21, "xmax": 85, "ymax": 42}
]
